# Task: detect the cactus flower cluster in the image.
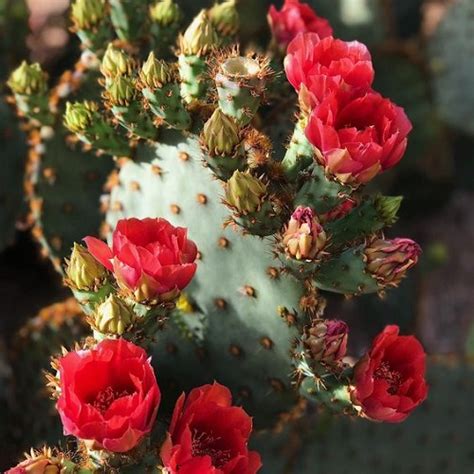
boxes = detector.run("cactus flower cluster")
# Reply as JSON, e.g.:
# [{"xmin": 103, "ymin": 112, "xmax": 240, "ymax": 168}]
[{"xmin": 5, "ymin": 0, "xmax": 430, "ymax": 470}]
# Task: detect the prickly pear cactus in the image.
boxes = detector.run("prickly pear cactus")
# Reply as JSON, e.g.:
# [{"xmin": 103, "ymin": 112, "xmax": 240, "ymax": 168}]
[
  {"xmin": 252, "ymin": 359, "xmax": 473, "ymax": 474},
  {"xmin": 6, "ymin": 1, "xmax": 432, "ymax": 471}
]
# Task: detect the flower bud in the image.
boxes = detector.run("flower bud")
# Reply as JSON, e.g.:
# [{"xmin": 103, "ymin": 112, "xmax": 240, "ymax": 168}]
[
  {"xmin": 106, "ymin": 76, "xmax": 136, "ymax": 105},
  {"xmin": 180, "ymin": 10, "xmax": 219, "ymax": 56},
  {"xmin": 65, "ymin": 243, "xmax": 107, "ymax": 291},
  {"xmin": 303, "ymin": 319, "xmax": 348, "ymax": 364},
  {"xmin": 140, "ymin": 52, "xmax": 173, "ymax": 88},
  {"xmin": 150, "ymin": 0, "xmax": 182, "ymax": 26},
  {"xmin": 94, "ymin": 294, "xmax": 134, "ymax": 335},
  {"xmin": 63, "ymin": 101, "xmax": 98, "ymax": 134},
  {"xmin": 375, "ymin": 195, "xmax": 403, "ymax": 226},
  {"xmin": 225, "ymin": 171, "xmax": 267, "ymax": 214},
  {"xmin": 7, "ymin": 61, "xmax": 48, "ymax": 95},
  {"xmin": 209, "ymin": 0, "xmax": 239, "ymax": 36},
  {"xmin": 4, "ymin": 448, "xmax": 69, "ymax": 474},
  {"xmin": 101, "ymin": 44, "xmax": 135, "ymax": 78},
  {"xmin": 71, "ymin": 0, "xmax": 107, "ymax": 30},
  {"xmin": 201, "ymin": 108, "xmax": 240, "ymax": 156},
  {"xmin": 365, "ymin": 238, "xmax": 421, "ymax": 287},
  {"xmin": 320, "ymin": 198, "xmax": 357, "ymax": 223},
  {"xmin": 283, "ymin": 206, "xmax": 326, "ymax": 260}
]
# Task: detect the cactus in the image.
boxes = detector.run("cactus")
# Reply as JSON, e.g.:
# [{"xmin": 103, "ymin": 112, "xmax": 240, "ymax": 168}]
[
  {"xmin": 252, "ymin": 359, "xmax": 473, "ymax": 474},
  {"xmin": 6, "ymin": 0, "xmax": 430, "ymax": 470}
]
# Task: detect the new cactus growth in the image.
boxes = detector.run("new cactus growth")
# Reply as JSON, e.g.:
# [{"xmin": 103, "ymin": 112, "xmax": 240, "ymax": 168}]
[{"xmin": 6, "ymin": 0, "xmax": 431, "ymax": 470}]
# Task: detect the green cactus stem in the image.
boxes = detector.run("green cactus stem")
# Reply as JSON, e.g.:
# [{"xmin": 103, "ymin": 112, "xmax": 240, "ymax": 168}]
[
  {"xmin": 281, "ymin": 119, "xmax": 314, "ymax": 181},
  {"xmin": 215, "ymin": 55, "xmax": 269, "ymax": 126},
  {"xmin": 178, "ymin": 10, "xmax": 219, "ymax": 104},
  {"xmin": 139, "ymin": 52, "xmax": 191, "ymax": 130},
  {"xmin": 109, "ymin": 0, "xmax": 149, "ymax": 42}
]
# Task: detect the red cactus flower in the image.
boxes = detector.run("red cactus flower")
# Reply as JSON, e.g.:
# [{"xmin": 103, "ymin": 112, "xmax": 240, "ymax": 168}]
[
  {"xmin": 268, "ymin": 0, "xmax": 332, "ymax": 51},
  {"xmin": 305, "ymin": 90, "xmax": 412, "ymax": 184},
  {"xmin": 352, "ymin": 325, "xmax": 428, "ymax": 423},
  {"xmin": 161, "ymin": 382, "xmax": 262, "ymax": 473},
  {"xmin": 320, "ymin": 198, "xmax": 358, "ymax": 223},
  {"xmin": 284, "ymin": 33, "xmax": 374, "ymax": 106},
  {"xmin": 56, "ymin": 338, "xmax": 160, "ymax": 453},
  {"xmin": 84, "ymin": 218, "xmax": 197, "ymax": 303}
]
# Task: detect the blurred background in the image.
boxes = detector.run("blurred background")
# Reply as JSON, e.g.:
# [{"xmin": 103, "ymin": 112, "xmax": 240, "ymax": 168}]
[{"xmin": 0, "ymin": 0, "xmax": 472, "ymax": 471}]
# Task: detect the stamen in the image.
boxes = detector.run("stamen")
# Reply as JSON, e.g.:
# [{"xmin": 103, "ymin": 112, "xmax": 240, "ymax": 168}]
[
  {"xmin": 192, "ymin": 430, "xmax": 233, "ymax": 468},
  {"xmin": 90, "ymin": 386, "xmax": 130, "ymax": 413},
  {"xmin": 374, "ymin": 361, "xmax": 402, "ymax": 395}
]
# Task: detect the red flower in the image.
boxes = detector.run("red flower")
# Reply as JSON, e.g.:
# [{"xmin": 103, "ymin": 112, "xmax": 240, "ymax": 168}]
[
  {"xmin": 268, "ymin": 0, "xmax": 332, "ymax": 51},
  {"xmin": 352, "ymin": 325, "xmax": 428, "ymax": 423},
  {"xmin": 161, "ymin": 383, "xmax": 262, "ymax": 474},
  {"xmin": 84, "ymin": 218, "xmax": 197, "ymax": 303},
  {"xmin": 56, "ymin": 338, "xmax": 160, "ymax": 453},
  {"xmin": 320, "ymin": 198, "xmax": 357, "ymax": 223},
  {"xmin": 306, "ymin": 90, "xmax": 412, "ymax": 184},
  {"xmin": 284, "ymin": 33, "xmax": 374, "ymax": 106}
]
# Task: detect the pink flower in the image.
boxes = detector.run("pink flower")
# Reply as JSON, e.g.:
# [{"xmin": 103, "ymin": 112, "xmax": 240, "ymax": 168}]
[
  {"xmin": 268, "ymin": 0, "xmax": 332, "ymax": 51},
  {"xmin": 305, "ymin": 90, "xmax": 412, "ymax": 184},
  {"xmin": 284, "ymin": 33, "xmax": 374, "ymax": 106},
  {"xmin": 84, "ymin": 218, "xmax": 197, "ymax": 303}
]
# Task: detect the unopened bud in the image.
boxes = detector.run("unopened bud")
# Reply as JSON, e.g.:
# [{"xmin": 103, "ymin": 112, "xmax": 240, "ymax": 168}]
[
  {"xmin": 64, "ymin": 101, "xmax": 98, "ymax": 134},
  {"xmin": 365, "ymin": 238, "xmax": 421, "ymax": 287},
  {"xmin": 375, "ymin": 195, "xmax": 403, "ymax": 226},
  {"xmin": 106, "ymin": 76, "xmax": 136, "ymax": 105},
  {"xmin": 209, "ymin": 0, "xmax": 239, "ymax": 36},
  {"xmin": 150, "ymin": 0, "xmax": 182, "ymax": 26},
  {"xmin": 94, "ymin": 294, "xmax": 134, "ymax": 335},
  {"xmin": 65, "ymin": 243, "xmax": 107, "ymax": 291},
  {"xmin": 180, "ymin": 10, "xmax": 219, "ymax": 56},
  {"xmin": 283, "ymin": 206, "xmax": 326, "ymax": 260},
  {"xmin": 225, "ymin": 171, "xmax": 267, "ymax": 214},
  {"xmin": 71, "ymin": 0, "xmax": 107, "ymax": 30},
  {"xmin": 4, "ymin": 448, "xmax": 68, "ymax": 474},
  {"xmin": 303, "ymin": 319, "xmax": 348, "ymax": 364},
  {"xmin": 202, "ymin": 108, "xmax": 240, "ymax": 156},
  {"xmin": 140, "ymin": 52, "xmax": 173, "ymax": 88},
  {"xmin": 7, "ymin": 61, "xmax": 48, "ymax": 95},
  {"xmin": 101, "ymin": 45, "xmax": 135, "ymax": 78}
]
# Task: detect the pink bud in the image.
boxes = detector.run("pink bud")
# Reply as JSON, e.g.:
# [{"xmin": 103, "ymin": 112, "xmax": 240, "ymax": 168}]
[
  {"xmin": 303, "ymin": 319, "xmax": 348, "ymax": 364},
  {"xmin": 283, "ymin": 206, "xmax": 326, "ymax": 260},
  {"xmin": 365, "ymin": 238, "xmax": 421, "ymax": 287}
]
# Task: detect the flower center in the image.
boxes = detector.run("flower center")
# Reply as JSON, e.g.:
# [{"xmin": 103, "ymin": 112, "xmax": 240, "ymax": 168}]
[
  {"xmin": 192, "ymin": 430, "xmax": 232, "ymax": 468},
  {"xmin": 90, "ymin": 386, "xmax": 130, "ymax": 413},
  {"xmin": 374, "ymin": 361, "xmax": 402, "ymax": 395}
]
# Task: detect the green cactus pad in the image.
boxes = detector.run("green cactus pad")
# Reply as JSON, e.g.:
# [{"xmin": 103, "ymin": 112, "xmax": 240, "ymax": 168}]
[{"xmin": 106, "ymin": 131, "xmax": 305, "ymax": 427}]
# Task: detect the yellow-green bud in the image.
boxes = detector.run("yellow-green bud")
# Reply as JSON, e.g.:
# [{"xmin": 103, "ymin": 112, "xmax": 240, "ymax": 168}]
[
  {"xmin": 66, "ymin": 243, "xmax": 107, "ymax": 291},
  {"xmin": 101, "ymin": 44, "xmax": 135, "ymax": 78},
  {"xmin": 64, "ymin": 101, "xmax": 98, "ymax": 134},
  {"xmin": 150, "ymin": 0, "xmax": 182, "ymax": 26},
  {"xmin": 106, "ymin": 76, "xmax": 136, "ymax": 105},
  {"xmin": 140, "ymin": 52, "xmax": 173, "ymax": 88},
  {"xmin": 202, "ymin": 108, "xmax": 240, "ymax": 156},
  {"xmin": 94, "ymin": 294, "xmax": 134, "ymax": 335},
  {"xmin": 225, "ymin": 171, "xmax": 267, "ymax": 214},
  {"xmin": 71, "ymin": 0, "xmax": 107, "ymax": 30},
  {"xmin": 180, "ymin": 10, "xmax": 219, "ymax": 56},
  {"xmin": 209, "ymin": 0, "xmax": 239, "ymax": 36},
  {"xmin": 7, "ymin": 61, "xmax": 48, "ymax": 95}
]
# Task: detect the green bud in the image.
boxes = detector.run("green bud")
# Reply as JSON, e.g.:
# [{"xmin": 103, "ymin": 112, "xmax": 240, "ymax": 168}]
[
  {"xmin": 149, "ymin": 0, "xmax": 182, "ymax": 26},
  {"xmin": 66, "ymin": 243, "xmax": 107, "ymax": 291},
  {"xmin": 7, "ymin": 61, "xmax": 48, "ymax": 95},
  {"xmin": 202, "ymin": 108, "xmax": 240, "ymax": 156},
  {"xmin": 225, "ymin": 171, "xmax": 267, "ymax": 214},
  {"xmin": 64, "ymin": 101, "xmax": 98, "ymax": 134},
  {"xmin": 140, "ymin": 52, "xmax": 173, "ymax": 88},
  {"xmin": 180, "ymin": 10, "xmax": 219, "ymax": 56},
  {"xmin": 71, "ymin": 0, "xmax": 107, "ymax": 30},
  {"xmin": 209, "ymin": 0, "xmax": 239, "ymax": 36},
  {"xmin": 106, "ymin": 75, "xmax": 136, "ymax": 105},
  {"xmin": 101, "ymin": 44, "xmax": 135, "ymax": 78},
  {"xmin": 94, "ymin": 294, "xmax": 134, "ymax": 335},
  {"xmin": 375, "ymin": 195, "xmax": 403, "ymax": 226}
]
